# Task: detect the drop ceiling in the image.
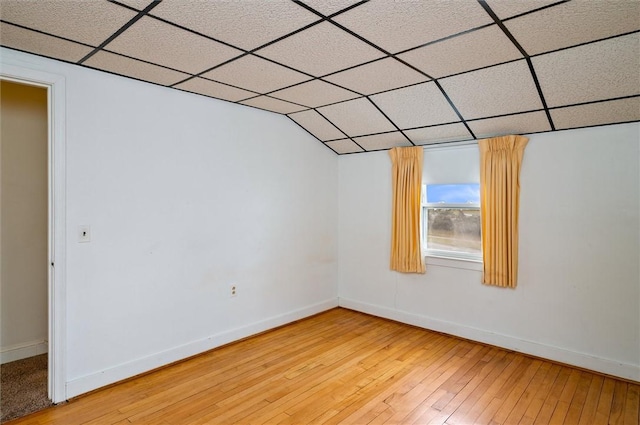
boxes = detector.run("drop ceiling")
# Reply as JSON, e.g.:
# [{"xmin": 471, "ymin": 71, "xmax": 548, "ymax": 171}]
[{"xmin": 1, "ymin": 0, "xmax": 638, "ymax": 154}]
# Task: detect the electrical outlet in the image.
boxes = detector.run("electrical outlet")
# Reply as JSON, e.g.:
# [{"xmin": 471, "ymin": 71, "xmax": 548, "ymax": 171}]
[
  {"xmin": 230, "ymin": 284, "xmax": 237, "ymax": 297},
  {"xmin": 78, "ymin": 225, "xmax": 91, "ymax": 243}
]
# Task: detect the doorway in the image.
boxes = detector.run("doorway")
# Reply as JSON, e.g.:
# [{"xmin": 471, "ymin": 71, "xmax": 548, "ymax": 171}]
[
  {"xmin": 0, "ymin": 59, "xmax": 68, "ymax": 408},
  {"xmin": 0, "ymin": 79, "xmax": 52, "ymax": 421}
]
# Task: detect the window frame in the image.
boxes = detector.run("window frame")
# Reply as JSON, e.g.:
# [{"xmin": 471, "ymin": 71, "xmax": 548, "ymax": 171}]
[{"xmin": 421, "ymin": 185, "xmax": 483, "ymax": 263}]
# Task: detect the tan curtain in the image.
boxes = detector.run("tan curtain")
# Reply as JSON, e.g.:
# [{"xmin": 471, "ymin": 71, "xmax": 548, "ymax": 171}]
[
  {"xmin": 479, "ymin": 135, "xmax": 528, "ymax": 288},
  {"xmin": 389, "ymin": 146, "xmax": 425, "ymax": 274}
]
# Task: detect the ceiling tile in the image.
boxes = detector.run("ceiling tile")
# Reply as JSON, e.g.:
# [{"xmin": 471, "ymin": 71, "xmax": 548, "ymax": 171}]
[
  {"xmin": 398, "ymin": 25, "xmax": 523, "ymax": 79},
  {"xmin": 325, "ymin": 139, "xmax": 364, "ymax": 154},
  {"xmin": 288, "ymin": 110, "xmax": 346, "ymax": 141},
  {"xmin": 150, "ymin": 0, "xmax": 319, "ymax": 51},
  {"xmin": 0, "ymin": 22, "xmax": 93, "ymax": 63},
  {"xmin": 201, "ymin": 55, "xmax": 311, "ymax": 94},
  {"xmin": 506, "ymin": 0, "xmax": 640, "ymax": 55},
  {"xmin": 323, "ymin": 57, "xmax": 428, "ymax": 95},
  {"xmin": 484, "ymin": 0, "xmax": 561, "ymax": 20},
  {"xmin": 316, "ymin": 97, "xmax": 396, "ymax": 137},
  {"xmin": 533, "ymin": 33, "xmax": 640, "ymax": 108},
  {"xmin": 240, "ymin": 96, "xmax": 308, "ymax": 114},
  {"xmin": 175, "ymin": 78, "xmax": 256, "ymax": 102},
  {"xmin": 299, "ymin": 0, "xmax": 364, "ymax": 17},
  {"xmin": 468, "ymin": 111, "xmax": 551, "ymax": 138},
  {"xmin": 255, "ymin": 21, "xmax": 385, "ymax": 76},
  {"xmin": 106, "ymin": 16, "xmax": 242, "ymax": 74},
  {"xmin": 405, "ymin": 123, "xmax": 471, "ymax": 145},
  {"xmin": 116, "ymin": 0, "xmax": 155, "ymax": 11},
  {"xmin": 551, "ymin": 97, "xmax": 640, "ymax": 130},
  {"xmin": 270, "ymin": 80, "xmax": 359, "ymax": 108},
  {"xmin": 353, "ymin": 132, "xmax": 412, "ymax": 151},
  {"xmin": 370, "ymin": 82, "xmax": 460, "ymax": 129},
  {"xmin": 0, "ymin": 0, "xmax": 137, "ymax": 46},
  {"xmin": 85, "ymin": 51, "xmax": 190, "ymax": 86},
  {"xmin": 439, "ymin": 60, "xmax": 543, "ymax": 120},
  {"xmin": 333, "ymin": 0, "xmax": 493, "ymax": 54}
]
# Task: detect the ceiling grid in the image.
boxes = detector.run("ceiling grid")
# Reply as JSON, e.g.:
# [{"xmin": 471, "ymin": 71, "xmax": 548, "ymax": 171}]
[{"xmin": 0, "ymin": 0, "xmax": 637, "ymax": 154}]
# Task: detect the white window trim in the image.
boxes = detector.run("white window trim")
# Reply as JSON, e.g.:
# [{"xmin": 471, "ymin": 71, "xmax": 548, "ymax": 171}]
[{"xmin": 424, "ymin": 254, "xmax": 483, "ymax": 271}]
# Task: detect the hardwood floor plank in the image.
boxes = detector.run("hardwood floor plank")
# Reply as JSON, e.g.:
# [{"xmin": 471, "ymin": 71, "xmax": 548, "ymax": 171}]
[
  {"xmin": 517, "ymin": 363, "xmax": 561, "ymax": 425},
  {"xmin": 610, "ymin": 380, "xmax": 629, "ymax": 425},
  {"xmin": 548, "ymin": 369, "xmax": 582, "ymax": 424},
  {"xmin": 425, "ymin": 348, "xmax": 511, "ymax": 424},
  {"xmin": 592, "ymin": 377, "xmax": 617, "ymax": 425},
  {"xmin": 578, "ymin": 375, "xmax": 603, "ymax": 425},
  {"xmin": 563, "ymin": 372, "xmax": 593, "ymax": 424},
  {"xmin": 502, "ymin": 361, "xmax": 552, "ymax": 425},
  {"xmin": 486, "ymin": 359, "xmax": 543, "ymax": 425},
  {"xmin": 4, "ymin": 308, "xmax": 638, "ymax": 425},
  {"xmin": 282, "ymin": 333, "xmax": 437, "ymax": 424},
  {"xmin": 321, "ymin": 337, "xmax": 466, "ymax": 424},
  {"xmin": 449, "ymin": 352, "xmax": 521, "ymax": 425},
  {"xmin": 623, "ymin": 384, "xmax": 639, "ymax": 425},
  {"xmin": 532, "ymin": 367, "xmax": 571, "ymax": 425},
  {"xmin": 473, "ymin": 358, "xmax": 535, "ymax": 425}
]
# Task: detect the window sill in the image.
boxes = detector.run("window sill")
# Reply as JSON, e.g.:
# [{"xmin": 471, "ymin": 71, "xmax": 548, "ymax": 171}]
[{"xmin": 424, "ymin": 254, "xmax": 483, "ymax": 271}]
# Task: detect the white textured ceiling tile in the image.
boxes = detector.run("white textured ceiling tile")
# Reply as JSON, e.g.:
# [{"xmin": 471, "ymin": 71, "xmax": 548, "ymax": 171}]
[
  {"xmin": 106, "ymin": 17, "xmax": 242, "ymax": 74},
  {"xmin": 255, "ymin": 21, "xmax": 385, "ymax": 76},
  {"xmin": 353, "ymin": 132, "xmax": 412, "ymax": 151},
  {"xmin": 175, "ymin": 78, "xmax": 255, "ymax": 102},
  {"xmin": 405, "ymin": 123, "xmax": 471, "ymax": 145},
  {"xmin": 271, "ymin": 80, "xmax": 359, "ymax": 108},
  {"xmin": 316, "ymin": 98, "xmax": 396, "ymax": 136},
  {"xmin": 150, "ymin": 0, "xmax": 319, "ymax": 51},
  {"xmin": 325, "ymin": 139, "xmax": 364, "ymax": 154},
  {"xmin": 333, "ymin": 0, "xmax": 492, "ymax": 54},
  {"xmin": 484, "ymin": 0, "xmax": 560, "ymax": 19},
  {"xmin": 289, "ymin": 110, "xmax": 345, "ymax": 141},
  {"xmin": 202, "ymin": 55, "xmax": 311, "ymax": 94},
  {"xmin": 0, "ymin": 0, "xmax": 137, "ymax": 46},
  {"xmin": 551, "ymin": 98, "xmax": 640, "ymax": 130},
  {"xmin": 0, "ymin": 23, "xmax": 93, "ymax": 62},
  {"xmin": 240, "ymin": 96, "xmax": 308, "ymax": 114},
  {"xmin": 371, "ymin": 82, "xmax": 460, "ymax": 129},
  {"xmin": 299, "ymin": 0, "xmax": 363, "ymax": 16},
  {"xmin": 323, "ymin": 57, "xmax": 428, "ymax": 95},
  {"xmin": 468, "ymin": 111, "xmax": 551, "ymax": 138},
  {"xmin": 534, "ymin": 33, "xmax": 640, "ymax": 107},
  {"xmin": 85, "ymin": 51, "xmax": 190, "ymax": 86},
  {"xmin": 398, "ymin": 25, "xmax": 523, "ymax": 79},
  {"xmin": 506, "ymin": 0, "xmax": 640, "ymax": 55},
  {"xmin": 439, "ymin": 60, "xmax": 543, "ymax": 120},
  {"xmin": 116, "ymin": 0, "xmax": 155, "ymax": 11}
]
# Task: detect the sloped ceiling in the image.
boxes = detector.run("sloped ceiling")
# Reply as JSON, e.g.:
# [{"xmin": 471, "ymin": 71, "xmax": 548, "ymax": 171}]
[{"xmin": 1, "ymin": 0, "xmax": 638, "ymax": 154}]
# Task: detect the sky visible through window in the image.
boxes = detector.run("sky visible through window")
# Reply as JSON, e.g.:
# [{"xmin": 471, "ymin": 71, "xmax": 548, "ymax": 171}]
[{"xmin": 426, "ymin": 184, "xmax": 480, "ymax": 204}]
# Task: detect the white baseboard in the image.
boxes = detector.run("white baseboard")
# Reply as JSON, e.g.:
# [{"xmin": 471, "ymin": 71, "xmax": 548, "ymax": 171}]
[
  {"xmin": 66, "ymin": 298, "xmax": 339, "ymax": 399},
  {"xmin": 1, "ymin": 340, "xmax": 48, "ymax": 364},
  {"xmin": 339, "ymin": 297, "xmax": 640, "ymax": 382}
]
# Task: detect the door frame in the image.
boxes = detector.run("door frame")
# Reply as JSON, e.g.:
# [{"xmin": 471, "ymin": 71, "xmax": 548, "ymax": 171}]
[{"xmin": 1, "ymin": 63, "xmax": 67, "ymax": 403}]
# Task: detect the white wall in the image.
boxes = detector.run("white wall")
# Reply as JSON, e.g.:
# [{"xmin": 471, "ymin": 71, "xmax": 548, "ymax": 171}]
[
  {"xmin": 339, "ymin": 123, "xmax": 640, "ymax": 381},
  {"xmin": 0, "ymin": 80, "xmax": 49, "ymax": 363},
  {"xmin": 1, "ymin": 48, "xmax": 339, "ymax": 398}
]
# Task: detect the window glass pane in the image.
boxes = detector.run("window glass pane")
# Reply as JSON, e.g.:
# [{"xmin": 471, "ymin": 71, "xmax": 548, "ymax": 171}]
[
  {"xmin": 426, "ymin": 208, "xmax": 481, "ymax": 254},
  {"xmin": 427, "ymin": 183, "xmax": 479, "ymax": 204}
]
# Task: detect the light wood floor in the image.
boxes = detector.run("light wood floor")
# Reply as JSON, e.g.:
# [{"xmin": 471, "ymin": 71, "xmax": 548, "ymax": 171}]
[{"xmin": 8, "ymin": 308, "xmax": 640, "ymax": 425}]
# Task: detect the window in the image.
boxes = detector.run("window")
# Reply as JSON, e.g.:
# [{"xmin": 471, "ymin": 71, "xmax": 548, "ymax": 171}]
[{"xmin": 422, "ymin": 183, "xmax": 482, "ymax": 261}]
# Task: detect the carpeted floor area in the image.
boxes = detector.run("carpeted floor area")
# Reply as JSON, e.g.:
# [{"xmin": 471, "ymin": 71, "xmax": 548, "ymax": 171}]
[{"xmin": 1, "ymin": 354, "xmax": 53, "ymax": 423}]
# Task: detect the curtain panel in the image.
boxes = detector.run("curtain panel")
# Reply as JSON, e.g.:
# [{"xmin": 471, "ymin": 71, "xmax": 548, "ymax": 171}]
[
  {"xmin": 479, "ymin": 135, "xmax": 528, "ymax": 288},
  {"xmin": 389, "ymin": 146, "xmax": 425, "ymax": 274}
]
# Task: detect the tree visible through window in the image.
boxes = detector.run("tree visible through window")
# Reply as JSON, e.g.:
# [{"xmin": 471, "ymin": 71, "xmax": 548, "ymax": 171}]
[{"xmin": 422, "ymin": 184, "xmax": 481, "ymax": 260}]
